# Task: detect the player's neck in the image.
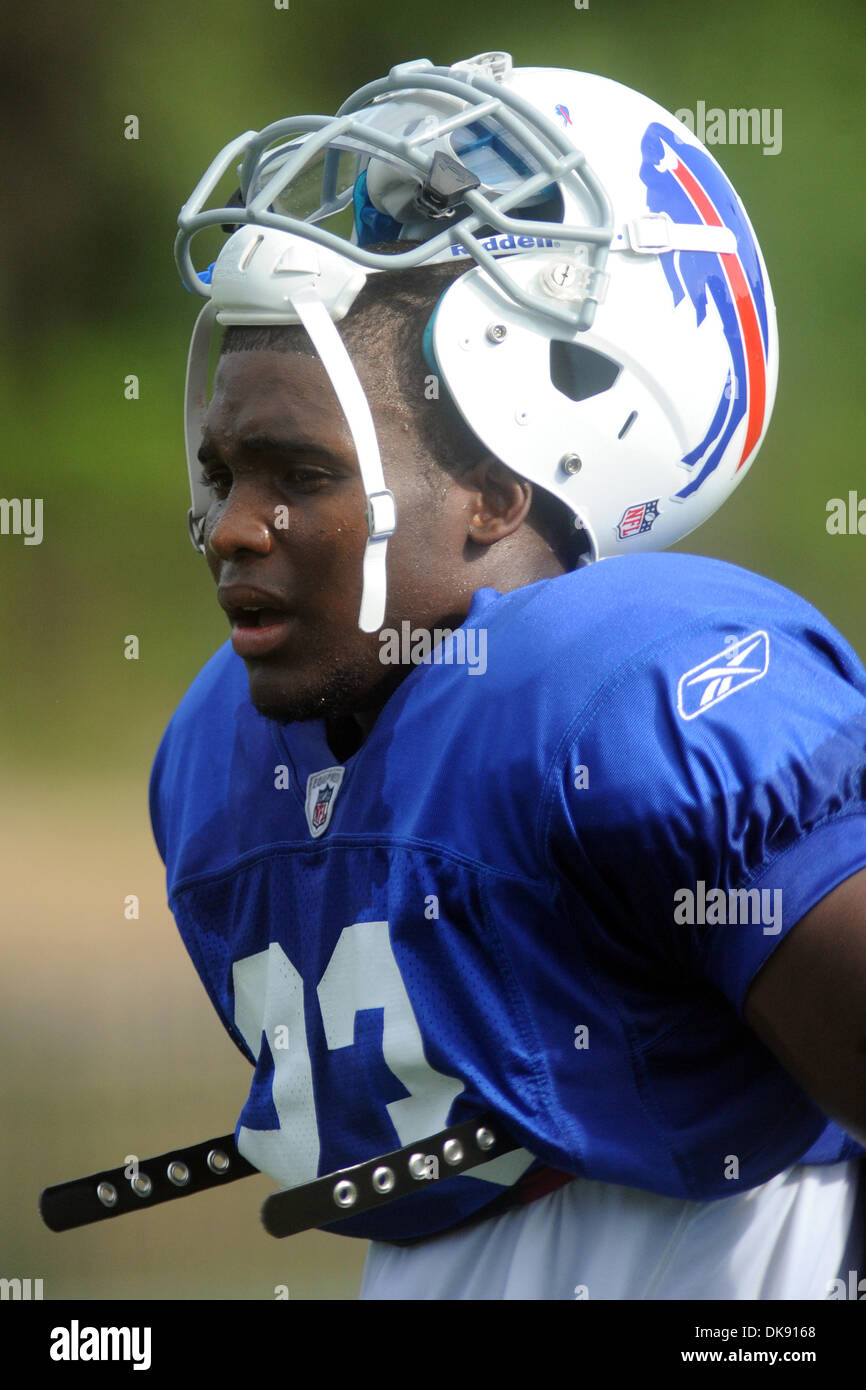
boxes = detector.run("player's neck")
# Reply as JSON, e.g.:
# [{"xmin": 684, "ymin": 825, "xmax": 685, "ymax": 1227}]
[{"xmin": 324, "ymin": 713, "xmax": 370, "ymax": 762}]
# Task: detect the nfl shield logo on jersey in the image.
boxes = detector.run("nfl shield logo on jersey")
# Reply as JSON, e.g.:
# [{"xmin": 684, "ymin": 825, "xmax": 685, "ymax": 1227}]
[{"xmin": 305, "ymin": 766, "xmax": 346, "ymax": 839}]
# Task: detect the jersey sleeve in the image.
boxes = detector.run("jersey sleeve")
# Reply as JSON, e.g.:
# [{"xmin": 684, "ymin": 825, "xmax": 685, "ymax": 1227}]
[
  {"xmin": 542, "ymin": 610, "xmax": 866, "ymax": 1012},
  {"xmin": 149, "ymin": 734, "xmax": 168, "ymax": 867}
]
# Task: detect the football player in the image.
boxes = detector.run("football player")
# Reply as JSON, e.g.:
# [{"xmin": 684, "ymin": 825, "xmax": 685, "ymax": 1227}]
[{"xmin": 150, "ymin": 52, "xmax": 866, "ymax": 1298}]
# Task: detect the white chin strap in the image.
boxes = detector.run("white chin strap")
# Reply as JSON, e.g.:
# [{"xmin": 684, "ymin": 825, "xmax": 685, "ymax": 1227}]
[
  {"xmin": 184, "ymin": 232, "xmax": 396, "ymax": 634},
  {"xmin": 289, "ymin": 290, "xmax": 396, "ymax": 633}
]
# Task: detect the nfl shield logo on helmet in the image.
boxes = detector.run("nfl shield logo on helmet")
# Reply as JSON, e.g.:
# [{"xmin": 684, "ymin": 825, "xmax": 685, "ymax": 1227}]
[
  {"xmin": 305, "ymin": 766, "xmax": 346, "ymax": 839},
  {"xmin": 617, "ymin": 499, "xmax": 660, "ymax": 540}
]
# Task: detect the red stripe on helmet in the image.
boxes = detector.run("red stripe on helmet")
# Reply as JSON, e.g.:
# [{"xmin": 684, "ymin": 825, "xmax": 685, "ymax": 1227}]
[{"xmin": 671, "ymin": 158, "xmax": 767, "ymax": 470}]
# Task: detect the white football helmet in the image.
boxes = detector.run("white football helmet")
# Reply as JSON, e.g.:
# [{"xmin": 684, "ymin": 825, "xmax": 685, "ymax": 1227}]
[{"xmin": 176, "ymin": 51, "xmax": 778, "ymax": 632}]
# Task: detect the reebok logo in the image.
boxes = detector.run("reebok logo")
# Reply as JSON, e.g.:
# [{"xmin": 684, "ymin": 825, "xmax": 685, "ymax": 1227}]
[{"xmin": 677, "ymin": 631, "xmax": 769, "ymax": 719}]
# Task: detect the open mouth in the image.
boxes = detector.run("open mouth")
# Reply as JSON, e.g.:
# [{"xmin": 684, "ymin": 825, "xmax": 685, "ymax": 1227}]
[
  {"xmin": 226, "ymin": 605, "xmax": 295, "ymax": 659},
  {"xmin": 231, "ymin": 606, "xmax": 290, "ymax": 629},
  {"xmin": 219, "ymin": 586, "xmax": 296, "ymax": 659}
]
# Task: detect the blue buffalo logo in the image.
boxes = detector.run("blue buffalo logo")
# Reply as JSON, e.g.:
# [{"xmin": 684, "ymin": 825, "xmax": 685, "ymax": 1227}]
[{"xmin": 639, "ymin": 123, "xmax": 771, "ymax": 500}]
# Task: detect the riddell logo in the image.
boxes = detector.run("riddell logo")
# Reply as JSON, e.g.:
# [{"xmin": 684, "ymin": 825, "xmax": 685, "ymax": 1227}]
[{"xmin": 449, "ymin": 233, "xmax": 558, "ymax": 257}]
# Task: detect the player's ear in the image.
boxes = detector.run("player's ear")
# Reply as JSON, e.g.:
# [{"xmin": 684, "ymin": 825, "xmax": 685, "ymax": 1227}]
[{"xmin": 464, "ymin": 456, "xmax": 532, "ymax": 545}]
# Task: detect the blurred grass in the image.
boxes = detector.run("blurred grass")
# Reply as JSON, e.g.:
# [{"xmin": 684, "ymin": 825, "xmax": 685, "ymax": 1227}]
[{"xmin": 0, "ymin": 778, "xmax": 367, "ymax": 1299}]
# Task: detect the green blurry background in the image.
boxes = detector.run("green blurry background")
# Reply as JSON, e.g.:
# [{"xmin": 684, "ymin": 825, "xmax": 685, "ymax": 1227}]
[{"xmin": 1, "ymin": 0, "xmax": 864, "ymax": 1299}]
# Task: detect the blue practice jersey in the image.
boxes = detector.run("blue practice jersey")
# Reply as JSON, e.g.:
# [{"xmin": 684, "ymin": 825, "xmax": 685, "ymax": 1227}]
[{"xmin": 150, "ymin": 553, "xmax": 866, "ymax": 1242}]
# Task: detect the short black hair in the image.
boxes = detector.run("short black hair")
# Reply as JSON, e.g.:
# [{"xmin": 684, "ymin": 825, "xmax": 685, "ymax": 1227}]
[{"xmin": 219, "ymin": 247, "xmax": 586, "ymax": 567}]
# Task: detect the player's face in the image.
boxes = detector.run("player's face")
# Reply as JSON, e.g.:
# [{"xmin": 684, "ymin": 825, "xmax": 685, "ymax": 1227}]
[{"xmin": 199, "ymin": 348, "xmax": 472, "ymax": 725}]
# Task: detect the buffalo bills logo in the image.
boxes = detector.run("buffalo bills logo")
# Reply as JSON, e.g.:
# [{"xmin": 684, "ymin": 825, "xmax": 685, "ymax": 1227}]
[
  {"xmin": 639, "ymin": 123, "xmax": 770, "ymax": 500},
  {"xmin": 555, "ymin": 104, "xmax": 572, "ymax": 127}
]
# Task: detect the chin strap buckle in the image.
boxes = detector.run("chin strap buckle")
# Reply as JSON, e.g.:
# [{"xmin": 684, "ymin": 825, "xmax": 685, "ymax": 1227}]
[
  {"xmin": 187, "ymin": 508, "xmax": 205, "ymax": 553},
  {"xmin": 365, "ymin": 490, "xmax": 397, "ymax": 540},
  {"xmin": 618, "ymin": 212, "xmax": 737, "ymax": 255}
]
